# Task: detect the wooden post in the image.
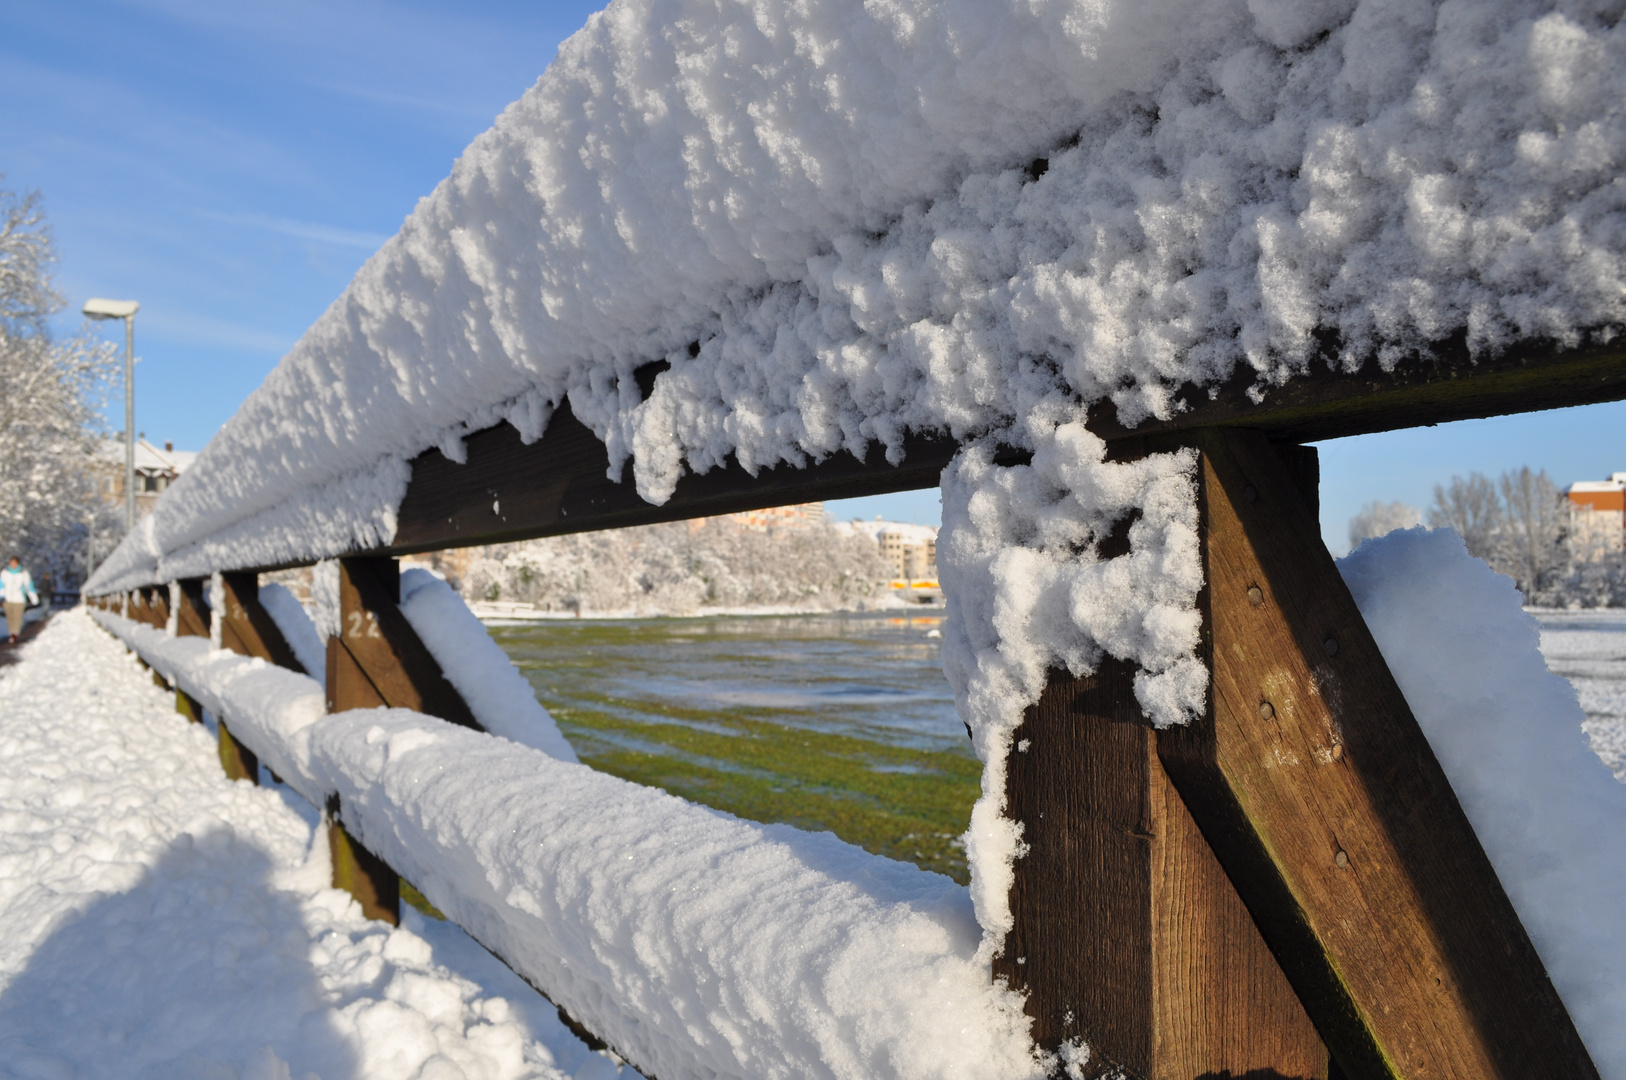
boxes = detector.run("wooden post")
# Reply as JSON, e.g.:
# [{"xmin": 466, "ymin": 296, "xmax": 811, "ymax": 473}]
[
  {"xmin": 321, "ymin": 557, "xmax": 480, "ymax": 925},
  {"xmin": 175, "ymin": 690, "xmax": 204, "ymax": 724},
  {"xmin": 219, "ymin": 572, "xmax": 306, "ymax": 673},
  {"xmin": 327, "ymin": 797, "xmax": 400, "ymax": 925},
  {"xmin": 218, "ymin": 721, "xmax": 258, "ymax": 783},
  {"xmin": 995, "ymin": 669, "xmax": 1326, "ymax": 1078},
  {"xmin": 1002, "ymin": 428, "xmax": 1597, "ymax": 1079},
  {"xmin": 325, "ymin": 557, "xmax": 480, "ymax": 728}
]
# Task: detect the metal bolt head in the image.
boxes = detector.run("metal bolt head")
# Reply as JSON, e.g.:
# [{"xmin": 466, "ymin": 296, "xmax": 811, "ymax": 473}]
[
  {"xmin": 1331, "ymin": 743, "xmax": 1345, "ymax": 762},
  {"xmin": 1247, "ymin": 586, "xmax": 1264, "ymax": 606},
  {"xmin": 1323, "ymin": 636, "xmax": 1338, "ymax": 656},
  {"xmin": 1335, "ymin": 850, "xmax": 1349, "ymax": 869},
  {"xmin": 1259, "ymin": 700, "xmax": 1275, "ymax": 719}
]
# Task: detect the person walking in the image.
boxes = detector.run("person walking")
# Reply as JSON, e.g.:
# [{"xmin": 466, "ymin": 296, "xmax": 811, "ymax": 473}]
[{"xmin": 2, "ymin": 556, "xmax": 39, "ymax": 645}]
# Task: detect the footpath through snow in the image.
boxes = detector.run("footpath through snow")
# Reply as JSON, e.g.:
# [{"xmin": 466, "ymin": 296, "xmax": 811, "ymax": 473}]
[{"xmin": 0, "ymin": 609, "xmax": 632, "ymax": 1080}]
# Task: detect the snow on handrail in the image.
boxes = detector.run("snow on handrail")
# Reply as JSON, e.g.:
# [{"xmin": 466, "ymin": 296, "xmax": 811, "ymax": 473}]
[{"xmin": 85, "ymin": 607, "xmax": 1040, "ymax": 1080}]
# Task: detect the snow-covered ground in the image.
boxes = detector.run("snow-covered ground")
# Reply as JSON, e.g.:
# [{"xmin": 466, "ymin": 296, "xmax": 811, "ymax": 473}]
[
  {"xmin": 0, "ymin": 609, "xmax": 632, "ymax": 1080},
  {"xmin": 1534, "ymin": 609, "xmax": 1626, "ymax": 783}
]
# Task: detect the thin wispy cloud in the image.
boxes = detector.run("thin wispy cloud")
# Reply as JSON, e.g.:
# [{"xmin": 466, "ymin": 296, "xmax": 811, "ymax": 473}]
[{"xmin": 203, "ymin": 210, "xmax": 390, "ymax": 251}]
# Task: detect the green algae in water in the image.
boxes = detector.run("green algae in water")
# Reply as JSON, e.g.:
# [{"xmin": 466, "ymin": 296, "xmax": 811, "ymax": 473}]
[{"xmin": 489, "ymin": 613, "xmax": 980, "ymax": 884}]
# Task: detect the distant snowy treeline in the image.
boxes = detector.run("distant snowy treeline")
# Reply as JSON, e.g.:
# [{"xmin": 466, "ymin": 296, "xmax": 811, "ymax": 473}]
[{"xmin": 434, "ymin": 516, "xmax": 902, "ymax": 616}]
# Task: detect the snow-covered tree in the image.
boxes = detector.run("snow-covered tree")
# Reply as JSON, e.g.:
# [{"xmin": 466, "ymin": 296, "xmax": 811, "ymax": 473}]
[
  {"xmin": 1499, "ymin": 467, "xmax": 1568, "ymax": 600},
  {"xmin": 1427, "ymin": 473, "xmax": 1504, "ymax": 563},
  {"xmin": 445, "ymin": 516, "xmax": 899, "ymax": 616},
  {"xmin": 1347, "ymin": 501, "xmax": 1422, "ymax": 550},
  {"xmin": 0, "ymin": 183, "xmax": 120, "ymax": 588}
]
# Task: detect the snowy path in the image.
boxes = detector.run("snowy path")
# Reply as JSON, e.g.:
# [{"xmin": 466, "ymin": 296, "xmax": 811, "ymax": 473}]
[
  {"xmin": 1535, "ymin": 610, "xmax": 1626, "ymax": 783},
  {"xmin": 0, "ymin": 610, "xmax": 625, "ymax": 1080}
]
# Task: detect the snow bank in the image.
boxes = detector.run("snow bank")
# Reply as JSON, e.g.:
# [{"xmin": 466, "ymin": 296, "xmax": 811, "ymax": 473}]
[
  {"xmin": 1340, "ymin": 527, "xmax": 1626, "ymax": 1076},
  {"xmin": 398, "ymin": 568, "xmax": 580, "ymax": 762},
  {"xmin": 0, "ymin": 610, "xmax": 601, "ymax": 1080},
  {"xmin": 311, "ymin": 707, "xmax": 1039, "ymax": 1080},
  {"xmin": 260, "ymin": 581, "xmax": 327, "ymax": 680}
]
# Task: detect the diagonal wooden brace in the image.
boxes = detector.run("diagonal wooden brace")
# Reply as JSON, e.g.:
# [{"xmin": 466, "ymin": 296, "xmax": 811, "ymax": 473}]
[
  {"xmin": 1156, "ymin": 428, "xmax": 1596, "ymax": 1079},
  {"xmin": 175, "ymin": 577, "xmax": 211, "ymax": 640},
  {"xmin": 220, "ymin": 572, "xmax": 306, "ymax": 674},
  {"xmin": 325, "ymin": 557, "xmax": 480, "ymax": 729}
]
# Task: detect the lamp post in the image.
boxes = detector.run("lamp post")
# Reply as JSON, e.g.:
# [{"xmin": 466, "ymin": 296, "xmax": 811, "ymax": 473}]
[{"xmin": 82, "ymin": 298, "xmax": 140, "ymax": 531}]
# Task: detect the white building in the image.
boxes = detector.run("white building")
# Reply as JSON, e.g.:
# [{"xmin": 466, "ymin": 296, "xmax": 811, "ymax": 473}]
[{"xmin": 94, "ymin": 439, "xmax": 198, "ymax": 519}]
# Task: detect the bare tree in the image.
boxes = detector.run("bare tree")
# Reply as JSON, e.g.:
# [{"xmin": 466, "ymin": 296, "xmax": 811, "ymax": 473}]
[
  {"xmin": 1427, "ymin": 472, "xmax": 1504, "ymax": 562},
  {"xmin": 1348, "ymin": 501, "xmax": 1422, "ymax": 550},
  {"xmin": 0, "ymin": 183, "xmax": 120, "ymax": 589},
  {"xmin": 1499, "ymin": 467, "xmax": 1567, "ymax": 599}
]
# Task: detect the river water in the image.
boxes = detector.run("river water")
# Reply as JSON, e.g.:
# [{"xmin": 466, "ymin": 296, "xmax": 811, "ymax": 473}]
[{"xmin": 489, "ymin": 609, "xmax": 966, "ymax": 754}]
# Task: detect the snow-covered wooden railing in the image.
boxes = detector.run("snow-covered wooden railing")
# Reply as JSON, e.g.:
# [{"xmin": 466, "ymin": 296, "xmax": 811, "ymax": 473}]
[
  {"xmin": 85, "ymin": 346, "xmax": 1624, "ymax": 1079},
  {"xmin": 75, "ymin": 0, "xmax": 1626, "ymax": 1072},
  {"xmin": 85, "ymin": 597, "xmax": 1035, "ymax": 1080}
]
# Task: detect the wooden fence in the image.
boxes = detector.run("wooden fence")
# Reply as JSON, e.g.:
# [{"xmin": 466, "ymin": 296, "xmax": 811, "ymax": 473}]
[{"xmin": 85, "ymin": 333, "xmax": 1626, "ymax": 1080}]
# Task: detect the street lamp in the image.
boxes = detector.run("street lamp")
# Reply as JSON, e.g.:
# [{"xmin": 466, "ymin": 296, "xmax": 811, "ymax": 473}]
[{"xmin": 82, "ymin": 298, "xmax": 140, "ymax": 531}]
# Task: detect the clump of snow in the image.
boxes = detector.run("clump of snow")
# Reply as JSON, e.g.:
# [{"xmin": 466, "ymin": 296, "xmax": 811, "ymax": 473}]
[
  {"xmin": 939, "ymin": 416, "xmax": 1204, "ymax": 946},
  {"xmin": 398, "ymin": 568, "xmax": 579, "ymax": 761},
  {"xmin": 311, "ymin": 707, "xmax": 1041, "ymax": 1080},
  {"xmin": 1340, "ymin": 526, "xmax": 1626, "ymax": 1075},
  {"xmin": 310, "ymin": 559, "xmax": 341, "ymax": 643},
  {"xmin": 0, "ymin": 610, "xmax": 605, "ymax": 1079},
  {"xmin": 260, "ymin": 581, "xmax": 327, "ymax": 681}
]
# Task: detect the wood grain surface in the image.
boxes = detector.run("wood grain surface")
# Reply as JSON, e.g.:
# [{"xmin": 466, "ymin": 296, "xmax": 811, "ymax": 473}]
[
  {"xmin": 997, "ymin": 657, "xmax": 1326, "ymax": 1079},
  {"xmin": 1157, "ymin": 429, "xmax": 1598, "ymax": 1080}
]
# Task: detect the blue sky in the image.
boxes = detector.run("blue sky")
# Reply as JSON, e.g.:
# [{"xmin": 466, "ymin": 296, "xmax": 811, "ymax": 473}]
[{"xmin": 5, "ymin": 0, "xmax": 1621, "ymax": 554}]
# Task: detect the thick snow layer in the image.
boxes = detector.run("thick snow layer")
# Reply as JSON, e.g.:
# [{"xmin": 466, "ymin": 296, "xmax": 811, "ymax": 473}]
[
  {"xmin": 87, "ymin": 0, "xmax": 1626, "ymax": 595},
  {"xmin": 0, "ymin": 611, "xmax": 608, "ymax": 1080},
  {"xmin": 1341, "ymin": 528, "xmax": 1626, "ymax": 1076},
  {"xmin": 311, "ymin": 708, "xmax": 1039, "ymax": 1080},
  {"xmin": 938, "ymin": 418, "xmax": 1204, "ymax": 942},
  {"xmin": 261, "ymin": 581, "xmax": 328, "ymax": 681},
  {"xmin": 398, "ymin": 568, "xmax": 580, "ymax": 762}
]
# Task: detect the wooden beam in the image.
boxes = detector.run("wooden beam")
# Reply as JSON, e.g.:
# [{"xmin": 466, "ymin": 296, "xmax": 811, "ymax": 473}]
[
  {"xmin": 390, "ymin": 398, "xmax": 976, "ymax": 556},
  {"xmin": 220, "ymin": 572, "xmax": 305, "ymax": 674},
  {"xmin": 995, "ymin": 657, "xmax": 1328, "ymax": 1079},
  {"xmin": 325, "ymin": 557, "xmax": 480, "ymax": 729},
  {"xmin": 1090, "ymin": 335, "xmax": 1626, "ymax": 445},
  {"xmin": 1154, "ymin": 430, "xmax": 1597, "ymax": 1079}
]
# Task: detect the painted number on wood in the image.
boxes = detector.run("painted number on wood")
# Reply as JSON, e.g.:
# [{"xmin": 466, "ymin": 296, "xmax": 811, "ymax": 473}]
[{"xmin": 346, "ymin": 610, "xmax": 382, "ymax": 640}]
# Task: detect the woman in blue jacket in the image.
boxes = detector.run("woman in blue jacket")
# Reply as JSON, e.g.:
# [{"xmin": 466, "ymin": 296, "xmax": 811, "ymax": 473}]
[{"xmin": 2, "ymin": 556, "xmax": 39, "ymax": 644}]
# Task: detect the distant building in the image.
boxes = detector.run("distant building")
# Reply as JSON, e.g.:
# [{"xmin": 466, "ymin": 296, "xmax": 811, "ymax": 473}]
[
  {"xmin": 1566, "ymin": 473, "xmax": 1626, "ymax": 561},
  {"xmin": 728, "ymin": 502, "xmax": 825, "ymax": 531},
  {"xmin": 94, "ymin": 438, "xmax": 197, "ymax": 519},
  {"xmin": 840, "ymin": 518, "xmax": 938, "ymax": 581}
]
